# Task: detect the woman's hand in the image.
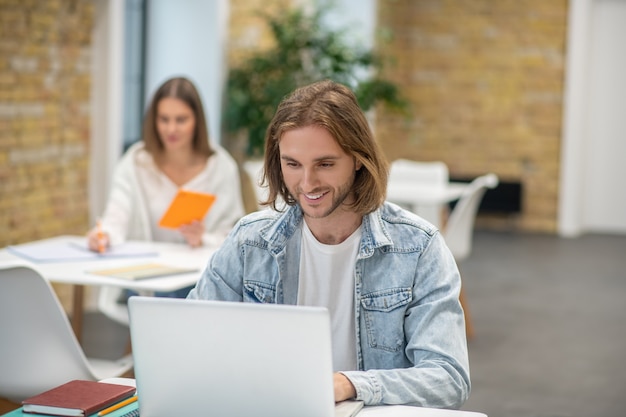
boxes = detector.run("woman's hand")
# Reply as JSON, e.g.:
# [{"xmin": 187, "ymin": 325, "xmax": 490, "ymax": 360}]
[
  {"xmin": 86, "ymin": 227, "xmax": 110, "ymax": 252},
  {"xmin": 334, "ymin": 372, "xmax": 357, "ymax": 402},
  {"xmin": 179, "ymin": 220, "xmax": 205, "ymax": 248}
]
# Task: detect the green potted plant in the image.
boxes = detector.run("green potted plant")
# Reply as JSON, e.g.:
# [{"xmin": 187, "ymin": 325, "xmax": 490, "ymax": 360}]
[{"xmin": 223, "ymin": 4, "xmax": 407, "ymax": 158}]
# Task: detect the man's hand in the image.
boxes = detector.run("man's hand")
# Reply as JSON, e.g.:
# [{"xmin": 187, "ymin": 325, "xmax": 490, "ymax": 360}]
[{"xmin": 333, "ymin": 372, "xmax": 357, "ymax": 402}]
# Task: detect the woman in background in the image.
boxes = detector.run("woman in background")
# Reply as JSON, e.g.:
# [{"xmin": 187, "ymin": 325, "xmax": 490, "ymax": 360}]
[{"xmin": 87, "ymin": 76, "xmax": 244, "ymax": 297}]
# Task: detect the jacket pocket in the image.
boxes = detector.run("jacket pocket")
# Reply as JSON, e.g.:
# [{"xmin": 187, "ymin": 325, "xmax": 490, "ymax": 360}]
[
  {"xmin": 243, "ymin": 281, "xmax": 276, "ymax": 303},
  {"xmin": 360, "ymin": 288, "xmax": 412, "ymax": 352}
]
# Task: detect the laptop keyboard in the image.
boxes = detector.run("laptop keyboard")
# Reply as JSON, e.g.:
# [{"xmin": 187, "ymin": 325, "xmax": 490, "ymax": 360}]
[{"xmin": 120, "ymin": 410, "xmax": 140, "ymax": 417}]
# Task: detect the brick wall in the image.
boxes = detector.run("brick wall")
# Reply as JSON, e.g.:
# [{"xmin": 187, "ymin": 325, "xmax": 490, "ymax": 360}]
[
  {"xmin": 227, "ymin": 0, "xmax": 292, "ymax": 68},
  {"xmin": 0, "ymin": 0, "xmax": 94, "ymax": 309},
  {"xmin": 0, "ymin": 0, "xmax": 93, "ymax": 245},
  {"xmin": 376, "ymin": 0, "xmax": 568, "ymax": 233}
]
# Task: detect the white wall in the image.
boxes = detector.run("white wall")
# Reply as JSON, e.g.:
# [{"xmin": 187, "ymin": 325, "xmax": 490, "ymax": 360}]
[
  {"xmin": 90, "ymin": 0, "xmax": 124, "ymax": 223},
  {"xmin": 143, "ymin": 0, "xmax": 229, "ymax": 145},
  {"xmin": 582, "ymin": 0, "xmax": 626, "ymax": 233},
  {"xmin": 89, "ymin": 0, "xmax": 125, "ymax": 311},
  {"xmin": 559, "ymin": 0, "xmax": 626, "ymax": 236}
]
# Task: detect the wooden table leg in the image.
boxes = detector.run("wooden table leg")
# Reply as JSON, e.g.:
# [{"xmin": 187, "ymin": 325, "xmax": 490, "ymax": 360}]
[
  {"xmin": 459, "ymin": 286, "xmax": 474, "ymax": 341},
  {"xmin": 71, "ymin": 284, "xmax": 85, "ymax": 343}
]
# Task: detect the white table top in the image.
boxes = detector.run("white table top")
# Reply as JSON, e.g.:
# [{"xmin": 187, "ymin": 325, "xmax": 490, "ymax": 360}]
[
  {"xmin": 0, "ymin": 235, "xmax": 214, "ymax": 292},
  {"xmin": 359, "ymin": 406, "xmax": 486, "ymax": 417},
  {"xmin": 386, "ymin": 182, "xmax": 468, "ymax": 228},
  {"xmin": 100, "ymin": 378, "xmax": 486, "ymax": 417}
]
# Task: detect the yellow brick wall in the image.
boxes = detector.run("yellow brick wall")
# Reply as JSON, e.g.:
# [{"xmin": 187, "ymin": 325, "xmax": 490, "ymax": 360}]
[
  {"xmin": 376, "ymin": 0, "xmax": 568, "ymax": 233},
  {"xmin": 227, "ymin": 0, "xmax": 293, "ymax": 67},
  {"xmin": 0, "ymin": 0, "xmax": 94, "ymax": 310}
]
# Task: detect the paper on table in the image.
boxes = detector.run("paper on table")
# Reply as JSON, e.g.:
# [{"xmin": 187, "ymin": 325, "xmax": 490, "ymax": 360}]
[
  {"xmin": 7, "ymin": 240, "xmax": 158, "ymax": 263},
  {"xmin": 159, "ymin": 189, "xmax": 216, "ymax": 229}
]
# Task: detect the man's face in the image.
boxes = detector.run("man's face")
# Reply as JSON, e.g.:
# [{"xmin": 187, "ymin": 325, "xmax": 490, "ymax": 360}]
[{"xmin": 279, "ymin": 125, "xmax": 361, "ymax": 221}]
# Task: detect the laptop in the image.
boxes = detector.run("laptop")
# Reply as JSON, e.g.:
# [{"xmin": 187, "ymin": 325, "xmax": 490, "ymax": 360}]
[{"xmin": 127, "ymin": 296, "xmax": 364, "ymax": 417}]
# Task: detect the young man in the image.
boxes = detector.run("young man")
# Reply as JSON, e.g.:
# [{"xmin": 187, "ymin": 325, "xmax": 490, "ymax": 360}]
[{"xmin": 187, "ymin": 80, "xmax": 470, "ymax": 408}]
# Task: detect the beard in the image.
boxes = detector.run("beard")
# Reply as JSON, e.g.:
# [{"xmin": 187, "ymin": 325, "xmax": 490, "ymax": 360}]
[{"xmin": 292, "ymin": 173, "xmax": 356, "ymax": 220}]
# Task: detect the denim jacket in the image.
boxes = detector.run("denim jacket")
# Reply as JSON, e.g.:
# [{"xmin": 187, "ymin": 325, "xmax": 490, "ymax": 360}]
[{"xmin": 188, "ymin": 202, "xmax": 470, "ymax": 408}]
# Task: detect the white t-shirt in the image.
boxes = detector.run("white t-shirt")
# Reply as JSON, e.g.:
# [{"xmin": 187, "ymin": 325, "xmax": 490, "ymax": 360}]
[{"xmin": 297, "ymin": 220, "xmax": 361, "ymax": 372}]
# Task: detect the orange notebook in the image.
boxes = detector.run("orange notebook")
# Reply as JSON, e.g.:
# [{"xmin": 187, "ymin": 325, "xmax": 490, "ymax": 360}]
[
  {"xmin": 158, "ymin": 189, "xmax": 216, "ymax": 229},
  {"xmin": 22, "ymin": 380, "xmax": 136, "ymax": 416}
]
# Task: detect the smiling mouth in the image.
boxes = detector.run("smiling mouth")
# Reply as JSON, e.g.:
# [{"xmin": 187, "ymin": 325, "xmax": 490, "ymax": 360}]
[{"xmin": 303, "ymin": 191, "xmax": 328, "ymax": 201}]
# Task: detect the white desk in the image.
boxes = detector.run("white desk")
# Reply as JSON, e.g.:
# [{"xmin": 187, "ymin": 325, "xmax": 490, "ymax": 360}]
[
  {"xmin": 93, "ymin": 378, "xmax": 490, "ymax": 417},
  {"xmin": 91, "ymin": 378, "xmax": 489, "ymax": 417},
  {"xmin": 359, "ymin": 406, "xmax": 486, "ymax": 417},
  {"xmin": 0, "ymin": 235, "xmax": 214, "ymax": 341},
  {"xmin": 1, "ymin": 402, "xmax": 486, "ymax": 417},
  {"xmin": 386, "ymin": 182, "xmax": 468, "ymax": 228},
  {"xmin": 1, "ymin": 378, "xmax": 487, "ymax": 417},
  {"xmin": 0, "ymin": 235, "xmax": 213, "ymax": 292}
]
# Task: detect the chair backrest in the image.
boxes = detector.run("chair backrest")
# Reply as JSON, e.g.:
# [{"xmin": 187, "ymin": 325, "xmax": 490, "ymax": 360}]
[
  {"xmin": 387, "ymin": 159, "xmax": 450, "ymax": 224},
  {"xmin": 443, "ymin": 173, "xmax": 499, "ymax": 261},
  {"xmin": 242, "ymin": 160, "xmax": 268, "ymax": 210},
  {"xmin": 0, "ymin": 263, "xmax": 98, "ymax": 402},
  {"xmin": 242, "ymin": 159, "xmax": 286, "ymax": 211},
  {"xmin": 97, "ymin": 285, "xmax": 131, "ymax": 326},
  {"xmin": 388, "ymin": 159, "xmax": 449, "ymax": 188}
]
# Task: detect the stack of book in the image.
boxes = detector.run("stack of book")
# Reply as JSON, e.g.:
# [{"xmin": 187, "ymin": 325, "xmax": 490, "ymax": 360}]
[{"xmin": 21, "ymin": 380, "xmax": 136, "ymax": 417}]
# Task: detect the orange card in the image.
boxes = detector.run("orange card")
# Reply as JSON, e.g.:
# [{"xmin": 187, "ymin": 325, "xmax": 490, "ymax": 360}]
[{"xmin": 158, "ymin": 189, "xmax": 216, "ymax": 229}]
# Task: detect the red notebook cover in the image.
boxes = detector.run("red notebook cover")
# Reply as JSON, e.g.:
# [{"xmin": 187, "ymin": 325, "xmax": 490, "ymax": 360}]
[{"xmin": 22, "ymin": 380, "xmax": 136, "ymax": 416}]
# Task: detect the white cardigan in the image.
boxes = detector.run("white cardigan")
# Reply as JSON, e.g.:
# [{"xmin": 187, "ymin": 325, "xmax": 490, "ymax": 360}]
[{"xmin": 100, "ymin": 141, "xmax": 245, "ymax": 247}]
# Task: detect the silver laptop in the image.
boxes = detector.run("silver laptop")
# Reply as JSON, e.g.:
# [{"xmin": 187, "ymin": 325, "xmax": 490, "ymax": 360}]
[{"xmin": 128, "ymin": 296, "xmax": 363, "ymax": 417}]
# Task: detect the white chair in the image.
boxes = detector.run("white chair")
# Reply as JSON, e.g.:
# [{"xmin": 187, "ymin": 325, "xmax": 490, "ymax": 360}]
[
  {"xmin": 442, "ymin": 173, "xmax": 499, "ymax": 339},
  {"xmin": 242, "ymin": 159, "xmax": 285, "ymax": 211},
  {"xmin": 0, "ymin": 263, "xmax": 134, "ymax": 403},
  {"xmin": 387, "ymin": 159, "xmax": 449, "ymax": 226},
  {"xmin": 97, "ymin": 286, "xmax": 132, "ymax": 326},
  {"xmin": 243, "ymin": 159, "xmax": 268, "ymax": 210},
  {"xmin": 389, "ymin": 159, "xmax": 449, "ymax": 186}
]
